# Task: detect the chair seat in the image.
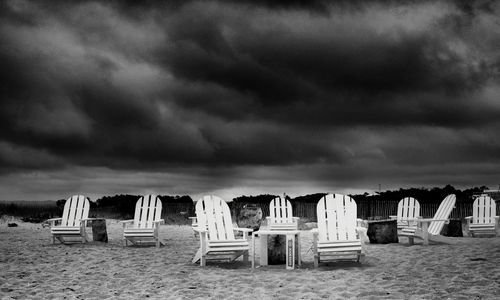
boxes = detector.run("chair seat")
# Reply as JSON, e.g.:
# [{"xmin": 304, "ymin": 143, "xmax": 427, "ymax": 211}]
[
  {"xmin": 399, "ymin": 225, "xmax": 418, "ymax": 236},
  {"xmin": 317, "ymin": 240, "xmax": 362, "ymax": 252},
  {"xmin": 469, "ymin": 223, "xmax": 496, "ymax": 234},
  {"xmin": 469, "ymin": 223, "xmax": 495, "ymax": 228},
  {"xmin": 51, "ymin": 226, "xmax": 82, "ymax": 235},
  {"xmin": 208, "ymin": 240, "xmax": 249, "ymax": 247},
  {"xmin": 269, "ymin": 223, "xmax": 297, "ymax": 230},
  {"xmin": 124, "ymin": 228, "xmax": 156, "ymax": 237}
]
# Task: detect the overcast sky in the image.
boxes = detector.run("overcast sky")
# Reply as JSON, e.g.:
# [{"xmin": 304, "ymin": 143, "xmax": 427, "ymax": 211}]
[{"xmin": 1, "ymin": 0, "xmax": 499, "ymax": 201}]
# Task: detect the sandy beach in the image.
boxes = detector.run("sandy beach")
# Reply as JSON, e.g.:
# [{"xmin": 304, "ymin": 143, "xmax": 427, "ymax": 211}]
[{"xmin": 1, "ymin": 219, "xmax": 499, "ymax": 300}]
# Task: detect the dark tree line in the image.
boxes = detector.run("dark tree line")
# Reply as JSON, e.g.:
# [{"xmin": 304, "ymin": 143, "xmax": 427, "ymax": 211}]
[
  {"xmin": 232, "ymin": 185, "xmax": 490, "ymax": 205},
  {"xmin": 350, "ymin": 185, "xmax": 488, "ymax": 204}
]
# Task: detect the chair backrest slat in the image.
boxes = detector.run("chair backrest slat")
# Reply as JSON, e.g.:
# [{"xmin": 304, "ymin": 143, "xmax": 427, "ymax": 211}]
[
  {"xmin": 428, "ymin": 194, "xmax": 456, "ymax": 235},
  {"xmin": 196, "ymin": 195, "xmax": 235, "ymax": 241},
  {"xmin": 473, "ymin": 195, "xmax": 496, "ymax": 224},
  {"xmin": 61, "ymin": 195, "xmax": 89, "ymax": 227}
]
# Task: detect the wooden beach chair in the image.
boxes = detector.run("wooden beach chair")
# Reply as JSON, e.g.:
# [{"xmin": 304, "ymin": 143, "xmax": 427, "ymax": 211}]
[
  {"xmin": 47, "ymin": 195, "xmax": 92, "ymax": 244},
  {"xmin": 399, "ymin": 194, "xmax": 456, "ymax": 245},
  {"xmin": 267, "ymin": 196, "xmax": 299, "ymax": 230},
  {"xmin": 120, "ymin": 195, "xmax": 164, "ymax": 248},
  {"xmin": 389, "ymin": 197, "xmax": 420, "ymax": 230},
  {"xmin": 465, "ymin": 194, "xmax": 498, "ymax": 237},
  {"xmin": 312, "ymin": 193, "xmax": 364, "ymax": 268},
  {"xmin": 192, "ymin": 195, "xmax": 252, "ymax": 267}
]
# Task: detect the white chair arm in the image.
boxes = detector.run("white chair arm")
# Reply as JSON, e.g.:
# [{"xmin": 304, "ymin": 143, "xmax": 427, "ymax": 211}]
[
  {"xmin": 46, "ymin": 217, "xmax": 62, "ymax": 222},
  {"xmin": 388, "ymin": 215, "xmax": 397, "ymax": 220},
  {"xmin": 119, "ymin": 220, "xmax": 134, "ymax": 228},
  {"xmin": 153, "ymin": 219, "xmax": 165, "ymax": 225},
  {"xmin": 119, "ymin": 220, "xmax": 134, "ymax": 224},
  {"xmin": 46, "ymin": 218, "xmax": 62, "ymax": 226},
  {"xmin": 193, "ymin": 227, "xmax": 207, "ymax": 233},
  {"xmin": 81, "ymin": 218, "xmax": 103, "ymax": 222},
  {"xmin": 234, "ymin": 227, "xmax": 253, "ymax": 233}
]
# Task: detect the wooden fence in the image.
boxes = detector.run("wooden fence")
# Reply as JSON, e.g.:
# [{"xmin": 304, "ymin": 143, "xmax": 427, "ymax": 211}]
[{"xmin": 231, "ymin": 199, "xmax": 500, "ymax": 222}]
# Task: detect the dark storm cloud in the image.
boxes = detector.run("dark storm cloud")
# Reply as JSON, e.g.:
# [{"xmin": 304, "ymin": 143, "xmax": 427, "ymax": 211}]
[{"xmin": 1, "ymin": 0, "xmax": 500, "ymax": 178}]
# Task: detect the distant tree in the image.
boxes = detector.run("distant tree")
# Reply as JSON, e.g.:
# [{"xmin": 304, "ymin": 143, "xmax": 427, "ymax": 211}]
[
  {"xmin": 56, "ymin": 199, "xmax": 66, "ymax": 210},
  {"xmin": 291, "ymin": 193, "xmax": 327, "ymax": 203},
  {"xmin": 233, "ymin": 194, "xmax": 278, "ymax": 204},
  {"xmin": 158, "ymin": 195, "xmax": 193, "ymax": 204},
  {"xmin": 95, "ymin": 194, "xmax": 141, "ymax": 215}
]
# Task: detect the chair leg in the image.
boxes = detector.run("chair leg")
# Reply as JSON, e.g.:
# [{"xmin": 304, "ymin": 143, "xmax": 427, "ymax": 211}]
[
  {"xmin": 200, "ymin": 253, "xmax": 206, "ymax": 267},
  {"xmin": 192, "ymin": 248, "xmax": 202, "ymax": 264},
  {"xmin": 243, "ymin": 251, "xmax": 249, "ymax": 262},
  {"xmin": 408, "ymin": 236, "xmax": 414, "ymax": 245},
  {"xmin": 314, "ymin": 253, "xmax": 319, "ymax": 268},
  {"xmin": 313, "ymin": 233, "xmax": 319, "ymax": 268}
]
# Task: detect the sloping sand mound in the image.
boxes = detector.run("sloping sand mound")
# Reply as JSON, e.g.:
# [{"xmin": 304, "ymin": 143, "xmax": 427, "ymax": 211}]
[{"xmin": 1, "ymin": 219, "xmax": 499, "ymax": 299}]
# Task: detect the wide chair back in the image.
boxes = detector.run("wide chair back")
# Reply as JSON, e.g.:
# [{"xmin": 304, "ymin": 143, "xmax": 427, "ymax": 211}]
[
  {"xmin": 317, "ymin": 193, "xmax": 358, "ymax": 243},
  {"xmin": 428, "ymin": 194, "xmax": 456, "ymax": 235},
  {"xmin": 195, "ymin": 195, "xmax": 235, "ymax": 241},
  {"xmin": 133, "ymin": 195, "xmax": 162, "ymax": 229},
  {"xmin": 268, "ymin": 196, "xmax": 297, "ymax": 230},
  {"xmin": 396, "ymin": 197, "xmax": 420, "ymax": 227},
  {"xmin": 61, "ymin": 195, "xmax": 90, "ymax": 227},
  {"xmin": 472, "ymin": 195, "xmax": 497, "ymax": 224}
]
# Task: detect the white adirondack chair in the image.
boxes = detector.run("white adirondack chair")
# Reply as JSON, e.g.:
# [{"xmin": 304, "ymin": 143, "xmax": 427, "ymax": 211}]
[
  {"xmin": 399, "ymin": 194, "xmax": 456, "ymax": 245},
  {"xmin": 192, "ymin": 195, "xmax": 252, "ymax": 266},
  {"xmin": 465, "ymin": 195, "xmax": 498, "ymax": 236},
  {"xmin": 120, "ymin": 195, "xmax": 164, "ymax": 248},
  {"xmin": 267, "ymin": 196, "xmax": 299, "ymax": 230},
  {"xmin": 312, "ymin": 193, "xmax": 363, "ymax": 268},
  {"xmin": 47, "ymin": 195, "xmax": 92, "ymax": 244},
  {"xmin": 389, "ymin": 197, "xmax": 420, "ymax": 230}
]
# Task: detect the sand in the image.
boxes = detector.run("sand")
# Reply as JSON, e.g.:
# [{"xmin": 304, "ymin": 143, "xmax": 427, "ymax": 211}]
[{"xmin": 0, "ymin": 218, "xmax": 499, "ymax": 300}]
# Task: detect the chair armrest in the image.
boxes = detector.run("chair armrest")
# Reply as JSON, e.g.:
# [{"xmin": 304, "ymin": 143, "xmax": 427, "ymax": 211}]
[
  {"xmin": 388, "ymin": 215, "xmax": 397, "ymax": 220},
  {"xmin": 188, "ymin": 217, "xmax": 197, "ymax": 224},
  {"xmin": 46, "ymin": 218, "xmax": 62, "ymax": 226},
  {"xmin": 292, "ymin": 217, "xmax": 300, "ymax": 221},
  {"xmin": 193, "ymin": 227, "xmax": 206, "ymax": 233},
  {"xmin": 119, "ymin": 220, "xmax": 134, "ymax": 228},
  {"xmin": 355, "ymin": 226, "xmax": 366, "ymax": 233},
  {"xmin": 356, "ymin": 219, "xmax": 368, "ymax": 228},
  {"xmin": 311, "ymin": 228, "xmax": 319, "ymax": 234},
  {"xmin": 119, "ymin": 220, "xmax": 134, "ymax": 224},
  {"xmin": 234, "ymin": 227, "xmax": 253, "ymax": 233},
  {"xmin": 81, "ymin": 218, "xmax": 104, "ymax": 222},
  {"xmin": 153, "ymin": 219, "xmax": 165, "ymax": 225},
  {"xmin": 46, "ymin": 217, "xmax": 62, "ymax": 222},
  {"xmin": 80, "ymin": 217, "xmax": 102, "ymax": 227},
  {"xmin": 465, "ymin": 216, "xmax": 472, "ymax": 220}
]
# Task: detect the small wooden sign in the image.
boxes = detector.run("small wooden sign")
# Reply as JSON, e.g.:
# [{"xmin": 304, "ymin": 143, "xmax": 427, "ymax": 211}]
[{"xmin": 286, "ymin": 236, "xmax": 294, "ymax": 270}]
